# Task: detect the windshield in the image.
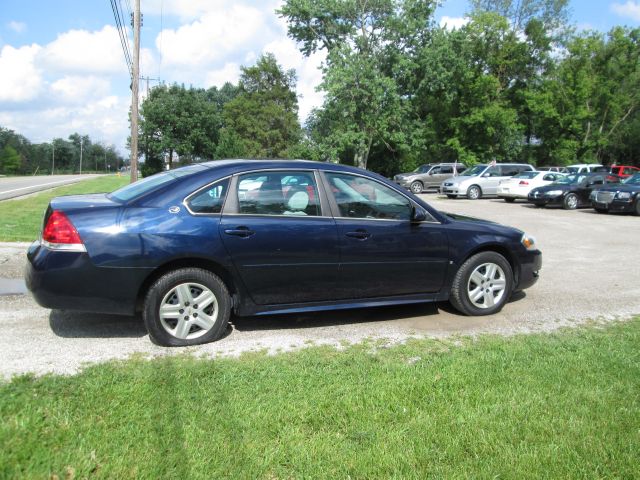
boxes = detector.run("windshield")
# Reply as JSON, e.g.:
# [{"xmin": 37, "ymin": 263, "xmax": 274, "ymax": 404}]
[
  {"xmin": 554, "ymin": 174, "xmax": 586, "ymax": 185},
  {"xmin": 109, "ymin": 165, "xmax": 207, "ymax": 202},
  {"xmin": 412, "ymin": 165, "xmax": 431, "ymax": 174},
  {"xmin": 462, "ymin": 165, "xmax": 487, "ymax": 176},
  {"xmin": 623, "ymin": 173, "xmax": 640, "ymax": 185}
]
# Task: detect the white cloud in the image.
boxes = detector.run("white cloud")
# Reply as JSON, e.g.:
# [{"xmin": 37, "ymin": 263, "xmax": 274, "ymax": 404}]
[
  {"xmin": 0, "ymin": 44, "xmax": 43, "ymax": 102},
  {"xmin": 611, "ymin": 1, "xmax": 640, "ymax": 21},
  {"xmin": 51, "ymin": 76, "xmax": 111, "ymax": 104},
  {"xmin": 157, "ymin": 5, "xmax": 266, "ymax": 68},
  {"xmin": 39, "ymin": 25, "xmax": 128, "ymax": 74},
  {"xmin": 0, "ymin": 95, "xmax": 130, "ymax": 148},
  {"xmin": 205, "ymin": 63, "xmax": 241, "ymax": 88},
  {"xmin": 439, "ymin": 16, "xmax": 469, "ymax": 30},
  {"xmin": 8, "ymin": 21, "xmax": 27, "ymax": 33}
]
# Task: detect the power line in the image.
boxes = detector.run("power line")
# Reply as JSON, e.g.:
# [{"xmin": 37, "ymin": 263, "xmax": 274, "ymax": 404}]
[{"xmin": 109, "ymin": 0, "xmax": 133, "ymax": 76}]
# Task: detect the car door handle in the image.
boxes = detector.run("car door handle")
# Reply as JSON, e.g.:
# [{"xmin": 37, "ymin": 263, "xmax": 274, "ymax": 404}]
[
  {"xmin": 345, "ymin": 229, "xmax": 371, "ymax": 240},
  {"xmin": 224, "ymin": 227, "xmax": 255, "ymax": 238}
]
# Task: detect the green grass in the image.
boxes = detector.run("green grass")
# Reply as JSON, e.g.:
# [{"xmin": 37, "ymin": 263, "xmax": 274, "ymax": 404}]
[
  {"xmin": 1, "ymin": 320, "xmax": 639, "ymax": 479},
  {"xmin": 0, "ymin": 175, "xmax": 129, "ymax": 242}
]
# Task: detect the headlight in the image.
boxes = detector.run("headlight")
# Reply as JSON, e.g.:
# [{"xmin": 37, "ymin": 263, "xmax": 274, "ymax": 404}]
[
  {"xmin": 616, "ymin": 192, "xmax": 632, "ymax": 200},
  {"xmin": 521, "ymin": 233, "xmax": 536, "ymax": 251},
  {"xmin": 545, "ymin": 190, "xmax": 563, "ymax": 196}
]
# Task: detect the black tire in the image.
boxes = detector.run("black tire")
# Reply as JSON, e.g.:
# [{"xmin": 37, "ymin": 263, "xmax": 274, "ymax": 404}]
[
  {"xmin": 410, "ymin": 181, "xmax": 423, "ymax": 194},
  {"xmin": 143, "ymin": 268, "xmax": 231, "ymax": 347},
  {"xmin": 635, "ymin": 199, "xmax": 640, "ymax": 216},
  {"xmin": 467, "ymin": 185, "xmax": 482, "ymax": 200},
  {"xmin": 563, "ymin": 193, "xmax": 578, "ymax": 210},
  {"xmin": 504, "ymin": 197, "xmax": 516, "ymax": 203},
  {"xmin": 449, "ymin": 251, "xmax": 513, "ymax": 316},
  {"xmin": 446, "ymin": 194, "xmax": 457, "ymax": 199}
]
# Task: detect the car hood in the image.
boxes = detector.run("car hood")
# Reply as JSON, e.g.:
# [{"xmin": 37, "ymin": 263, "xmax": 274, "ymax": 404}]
[
  {"xmin": 594, "ymin": 183, "xmax": 640, "ymax": 193},
  {"xmin": 444, "ymin": 175, "xmax": 477, "ymax": 183},
  {"xmin": 530, "ymin": 184, "xmax": 572, "ymax": 194}
]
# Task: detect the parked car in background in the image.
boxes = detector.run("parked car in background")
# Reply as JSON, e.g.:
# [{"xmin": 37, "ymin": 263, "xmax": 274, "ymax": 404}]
[
  {"xmin": 497, "ymin": 171, "xmax": 566, "ymax": 203},
  {"xmin": 394, "ymin": 163, "xmax": 467, "ymax": 194},
  {"xmin": 441, "ymin": 163, "xmax": 535, "ymax": 199},
  {"xmin": 590, "ymin": 173, "xmax": 640, "ymax": 215},
  {"xmin": 536, "ymin": 166, "xmax": 564, "ymax": 173},
  {"xmin": 528, "ymin": 172, "xmax": 619, "ymax": 209},
  {"xmin": 565, "ymin": 164, "xmax": 606, "ymax": 174},
  {"xmin": 25, "ymin": 160, "xmax": 541, "ymax": 347},
  {"xmin": 610, "ymin": 165, "xmax": 640, "ymax": 179}
]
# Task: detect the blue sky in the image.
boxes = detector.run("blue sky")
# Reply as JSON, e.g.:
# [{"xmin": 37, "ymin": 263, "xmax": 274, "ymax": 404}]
[{"xmin": 1, "ymin": 0, "xmax": 639, "ymax": 153}]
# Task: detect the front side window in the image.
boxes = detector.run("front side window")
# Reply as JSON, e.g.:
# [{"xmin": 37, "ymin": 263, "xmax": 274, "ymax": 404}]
[
  {"xmin": 237, "ymin": 171, "xmax": 320, "ymax": 216},
  {"xmin": 326, "ymin": 173, "xmax": 412, "ymax": 220},
  {"xmin": 186, "ymin": 178, "xmax": 229, "ymax": 214},
  {"xmin": 486, "ymin": 166, "xmax": 502, "ymax": 177},
  {"xmin": 440, "ymin": 166, "xmax": 453, "ymax": 174}
]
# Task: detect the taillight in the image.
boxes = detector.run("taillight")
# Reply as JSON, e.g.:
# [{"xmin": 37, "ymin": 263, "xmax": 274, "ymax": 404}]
[
  {"xmin": 519, "ymin": 181, "xmax": 529, "ymax": 185},
  {"xmin": 42, "ymin": 210, "xmax": 85, "ymax": 251}
]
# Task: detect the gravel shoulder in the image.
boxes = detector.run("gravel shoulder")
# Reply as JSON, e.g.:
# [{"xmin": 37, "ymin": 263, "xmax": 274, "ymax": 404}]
[{"xmin": 1, "ymin": 197, "xmax": 639, "ymax": 378}]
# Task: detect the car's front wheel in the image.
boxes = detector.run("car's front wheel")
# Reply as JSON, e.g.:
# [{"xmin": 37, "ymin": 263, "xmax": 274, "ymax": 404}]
[
  {"xmin": 143, "ymin": 268, "xmax": 231, "ymax": 347},
  {"xmin": 449, "ymin": 252, "xmax": 513, "ymax": 316},
  {"xmin": 410, "ymin": 181, "xmax": 423, "ymax": 194},
  {"xmin": 467, "ymin": 185, "xmax": 482, "ymax": 200},
  {"xmin": 563, "ymin": 193, "xmax": 578, "ymax": 210}
]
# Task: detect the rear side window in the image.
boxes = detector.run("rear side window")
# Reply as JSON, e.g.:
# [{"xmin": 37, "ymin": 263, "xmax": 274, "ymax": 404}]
[
  {"xmin": 109, "ymin": 165, "xmax": 207, "ymax": 202},
  {"xmin": 186, "ymin": 178, "xmax": 230, "ymax": 214},
  {"xmin": 237, "ymin": 171, "xmax": 320, "ymax": 216}
]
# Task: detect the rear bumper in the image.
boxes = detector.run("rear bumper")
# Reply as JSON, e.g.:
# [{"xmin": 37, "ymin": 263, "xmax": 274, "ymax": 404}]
[{"xmin": 26, "ymin": 240, "xmax": 151, "ymax": 316}]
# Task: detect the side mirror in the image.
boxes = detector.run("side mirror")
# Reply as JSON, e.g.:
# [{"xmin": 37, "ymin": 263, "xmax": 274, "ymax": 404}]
[
  {"xmin": 411, "ymin": 206, "xmax": 428, "ymax": 223},
  {"xmin": 482, "ymin": 173, "xmax": 490, "ymax": 178}
]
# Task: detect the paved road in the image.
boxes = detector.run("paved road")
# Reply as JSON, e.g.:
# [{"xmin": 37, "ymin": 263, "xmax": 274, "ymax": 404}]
[
  {"xmin": 0, "ymin": 195, "xmax": 639, "ymax": 377},
  {"xmin": 0, "ymin": 174, "xmax": 101, "ymax": 201}
]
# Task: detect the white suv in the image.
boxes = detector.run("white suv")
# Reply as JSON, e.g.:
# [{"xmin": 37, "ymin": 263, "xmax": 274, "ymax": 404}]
[
  {"xmin": 565, "ymin": 164, "xmax": 606, "ymax": 174},
  {"xmin": 441, "ymin": 163, "xmax": 535, "ymax": 199}
]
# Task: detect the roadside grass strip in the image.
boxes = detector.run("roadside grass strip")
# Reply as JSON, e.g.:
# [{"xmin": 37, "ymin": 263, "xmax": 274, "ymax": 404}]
[
  {"xmin": 0, "ymin": 176, "xmax": 129, "ymax": 242},
  {"xmin": 1, "ymin": 319, "xmax": 639, "ymax": 478}
]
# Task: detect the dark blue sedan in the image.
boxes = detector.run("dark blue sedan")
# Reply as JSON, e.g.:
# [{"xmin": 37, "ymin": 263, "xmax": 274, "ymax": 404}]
[{"xmin": 26, "ymin": 160, "xmax": 541, "ymax": 346}]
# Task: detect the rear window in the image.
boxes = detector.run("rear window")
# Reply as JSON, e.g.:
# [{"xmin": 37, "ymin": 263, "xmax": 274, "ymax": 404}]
[
  {"xmin": 515, "ymin": 171, "xmax": 538, "ymax": 179},
  {"xmin": 109, "ymin": 165, "xmax": 207, "ymax": 202}
]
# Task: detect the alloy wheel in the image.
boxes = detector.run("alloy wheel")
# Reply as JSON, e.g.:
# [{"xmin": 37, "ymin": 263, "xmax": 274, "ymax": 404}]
[
  {"xmin": 466, "ymin": 262, "xmax": 507, "ymax": 309},
  {"xmin": 159, "ymin": 282, "xmax": 219, "ymax": 340}
]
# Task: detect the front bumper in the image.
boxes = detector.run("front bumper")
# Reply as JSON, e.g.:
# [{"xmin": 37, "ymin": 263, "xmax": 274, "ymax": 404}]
[
  {"xmin": 26, "ymin": 240, "xmax": 151, "ymax": 316},
  {"xmin": 442, "ymin": 184, "xmax": 467, "ymax": 196},
  {"xmin": 516, "ymin": 250, "xmax": 542, "ymax": 291},
  {"xmin": 527, "ymin": 193, "xmax": 563, "ymax": 206}
]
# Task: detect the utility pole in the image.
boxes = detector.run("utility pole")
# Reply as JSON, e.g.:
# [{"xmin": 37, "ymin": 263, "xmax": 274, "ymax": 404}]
[
  {"xmin": 140, "ymin": 76, "xmax": 161, "ymax": 98},
  {"xmin": 130, "ymin": 0, "xmax": 141, "ymax": 183},
  {"xmin": 80, "ymin": 137, "xmax": 83, "ymax": 174}
]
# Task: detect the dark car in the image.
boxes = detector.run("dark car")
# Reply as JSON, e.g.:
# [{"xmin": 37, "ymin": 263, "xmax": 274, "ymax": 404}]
[
  {"xmin": 590, "ymin": 173, "xmax": 640, "ymax": 214},
  {"xmin": 527, "ymin": 172, "xmax": 619, "ymax": 210},
  {"xmin": 26, "ymin": 160, "xmax": 541, "ymax": 347}
]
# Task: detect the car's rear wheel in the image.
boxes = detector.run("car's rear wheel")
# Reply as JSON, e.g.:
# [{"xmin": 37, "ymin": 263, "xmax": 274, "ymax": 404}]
[
  {"xmin": 410, "ymin": 181, "xmax": 423, "ymax": 194},
  {"xmin": 449, "ymin": 252, "xmax": 513, "ymax": 316},
  {"xmin": 563, "ymin": 193, "xmax": 578, "ymax": 210},
  {"xmin": 504, "ymin": 197, "xmax": 516, "ymax": 203},
  {"xmin": 143, "ymin": 268, "xmax": 231, "ymax": 347},
  {"xmin": 467, "ymin": 185, "xmax": 481, "ymax": 200}
]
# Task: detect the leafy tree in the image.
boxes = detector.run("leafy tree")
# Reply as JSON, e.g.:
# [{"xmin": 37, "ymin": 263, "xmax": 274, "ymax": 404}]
[
  {"xmin": 279, "ymin": 0, "xmax": 437, "ymax": 169},
  {"xmin": 469, "ymin": 0, "xmax": 570, "ymax": 34},
  {"xmin": 0, "ymin": 145, "xmax": 21, "ymax": 174},
  {"xmin": 222, "ymin": 53, "xmax": 301, "ymax": 158}
]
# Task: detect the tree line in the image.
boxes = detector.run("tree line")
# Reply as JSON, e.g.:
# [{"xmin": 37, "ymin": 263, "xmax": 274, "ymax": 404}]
[
  {"xmin": 0, "ymin": 128, "xmax": 126, "ymax": 175},
  {"xmin": 139, "ymin": 0, "xmax": 640, "ymax": 177}
]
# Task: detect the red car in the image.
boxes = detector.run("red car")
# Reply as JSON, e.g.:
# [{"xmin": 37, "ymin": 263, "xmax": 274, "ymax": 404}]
[{"xmin": 610, "ymin": 165, "xmax": 640, "ymax": 179}]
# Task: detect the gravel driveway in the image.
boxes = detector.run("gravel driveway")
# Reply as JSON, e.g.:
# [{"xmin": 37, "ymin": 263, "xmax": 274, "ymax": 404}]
[{"xmin": 1, "ymin": 196, "xmax": 639, "ymax": 378}]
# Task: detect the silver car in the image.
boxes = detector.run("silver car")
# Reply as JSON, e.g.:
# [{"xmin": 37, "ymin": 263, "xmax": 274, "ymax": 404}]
[
  {"xmin": 441, "ymin": 163, "xmax": 535, "ymax": 199},
  {"xmin": 394, "ymin": 163, "xmax": 467, "ymax": 194}
]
